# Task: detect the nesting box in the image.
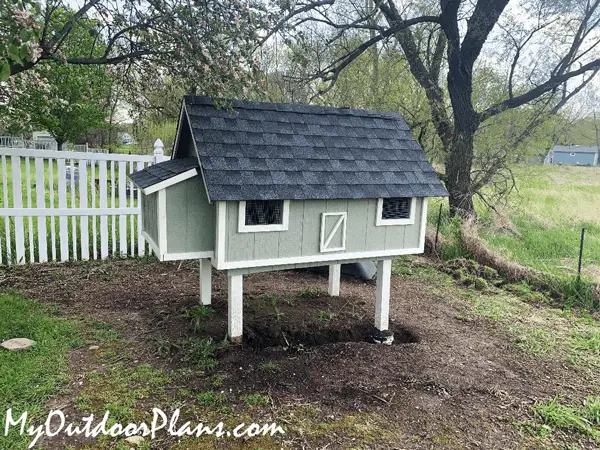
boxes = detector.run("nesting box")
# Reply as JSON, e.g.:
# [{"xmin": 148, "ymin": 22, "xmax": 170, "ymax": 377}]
[{"xmin": 130, "ymin": 97, "xmax": 448, "ymax": 343}]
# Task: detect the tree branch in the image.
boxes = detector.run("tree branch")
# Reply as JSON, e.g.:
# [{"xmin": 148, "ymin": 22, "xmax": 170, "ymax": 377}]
[{"xmin": 480, "ymin": 58, "xmax": 600, "ymax": 122}]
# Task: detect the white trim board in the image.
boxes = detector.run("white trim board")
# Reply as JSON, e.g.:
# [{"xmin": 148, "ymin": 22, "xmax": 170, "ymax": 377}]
[
  {"xmin": 214, "ymin": 201, "xmax": 227, "ymax": 268},
  {"xmin": 376, "ymin": 197, "xmax": 416, "ymax": 226},
  {"xmin": 163, "ymin": 251, "xmax": 214, "ymax": 261},
  {"xmin": 238, "ymin": 200, "xmax": 290, "ymax": 233},
  {"xmin": 141, "ymin": 230, "xmax": 162, "ymax": 259},
  {"xmin": 157, "ymin": 189, "xmax": 168, "ymax": 256},
  {"xmin": 141, "ymin": 169, "xmax": 198, "ymax": 195},
  {"xmin": 418, "ymin": 197, "xmax": 428, "ymax": 252},
  {"xmin": 215, "ymin": 246, "xmax": 424, "ymax": 271}
]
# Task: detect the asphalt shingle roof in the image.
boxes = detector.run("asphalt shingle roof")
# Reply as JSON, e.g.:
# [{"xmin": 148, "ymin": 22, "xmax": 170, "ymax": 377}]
[
  {"xmin": 129, "ymin": 157, "xmax": 198, "ymax": 189},
  {"xmin": 185, "ymin": 96, "xmax": 447, "ymax": 201},
  {"xmin": 130, "ymin": 96, "xmax": 448, "ymax": 200}
]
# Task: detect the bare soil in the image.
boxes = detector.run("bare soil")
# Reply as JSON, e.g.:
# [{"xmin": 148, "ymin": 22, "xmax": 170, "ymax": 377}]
[{"xmin": 1, "ymin": 258, "xmax": 598, "ymax": 449}]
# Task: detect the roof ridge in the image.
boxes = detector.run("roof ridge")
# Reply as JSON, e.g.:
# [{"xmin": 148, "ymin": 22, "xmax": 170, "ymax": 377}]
[{"xmin": 183, "ymin": 96, "xmax": 403, "ymax": 120}]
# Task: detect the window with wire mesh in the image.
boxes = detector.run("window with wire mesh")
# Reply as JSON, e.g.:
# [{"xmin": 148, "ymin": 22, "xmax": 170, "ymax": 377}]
[
  {"xmin": 382, "ymin": 198, "xmax": 412, "ymax": 220},
  {"xmin": 245, "ymin": 200, "xmax": 284, "ymax": 226}
]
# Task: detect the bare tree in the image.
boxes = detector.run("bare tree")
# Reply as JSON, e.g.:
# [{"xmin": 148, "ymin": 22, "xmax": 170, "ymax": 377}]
[{"xmin": 270, "ymin": 0, "xmax": 600, "ymax": 217}]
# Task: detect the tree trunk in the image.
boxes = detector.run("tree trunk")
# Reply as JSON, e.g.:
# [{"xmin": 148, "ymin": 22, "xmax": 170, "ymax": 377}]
[
  {"xmin": 57, "ymin": 141, "xmax": 64, "ymax": 151},
  {"xmin": 446, "ymin": 129, "xmax": 476, "ymax": 217}
]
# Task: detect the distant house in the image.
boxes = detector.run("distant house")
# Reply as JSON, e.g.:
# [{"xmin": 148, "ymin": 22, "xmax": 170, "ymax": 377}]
[{"xmin": 546, "ymin": 145, "xmax": 599, "ymax": 166}]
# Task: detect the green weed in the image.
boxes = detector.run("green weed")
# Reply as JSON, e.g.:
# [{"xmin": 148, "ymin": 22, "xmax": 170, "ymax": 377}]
[
  {"xmin": 296, "ymin": 287, "xmax": 322, "ymax": 299},
  {"xmin": 258, "ymin": 362, "xmax": 279, "ymax": 373},
  {"xmin": 185, "ymin": 305, "xmax": 215, "ymax": 332},
  {"xmin": 242, "ymin": 394, "xmax": 271, "ymax": 406}
]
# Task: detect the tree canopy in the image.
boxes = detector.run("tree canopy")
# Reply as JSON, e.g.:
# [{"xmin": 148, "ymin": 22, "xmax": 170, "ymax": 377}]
[{"xmin": 268, "ymin": 0, "xmax": 600, "ymax": 216}]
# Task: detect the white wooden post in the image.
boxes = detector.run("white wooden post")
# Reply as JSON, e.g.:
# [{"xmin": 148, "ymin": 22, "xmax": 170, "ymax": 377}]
[
  {"xmin": 375, "ymin": 259, "xmax": 392, "ymax": 331},
  {"xmin": 328, "ymin": 264, "xmax": 341, "ymax": 296},
  {"xmin": 228, "ymin": 272, "xmax": 243, "ymax": 344},
  {"xmin": 199, "ymin": 259, "xmax": 212, "ymax": 305},
  {"xmin": 153, "ymin": 139, "xmax": 165, "ymax": 164}
]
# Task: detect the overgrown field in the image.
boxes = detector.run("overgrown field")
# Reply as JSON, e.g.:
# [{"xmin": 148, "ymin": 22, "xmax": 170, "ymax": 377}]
[{"xmin": 430, "ymin": 164, "xmax": 600, "ymax": 280}]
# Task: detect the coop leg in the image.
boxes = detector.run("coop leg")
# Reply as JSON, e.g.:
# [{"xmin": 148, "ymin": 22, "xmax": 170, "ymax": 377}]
[
  {"xmin": 375, "ymin": 259, "xmax": 392, "ymax": 331},
  {"xmin": 227, "ymin": 272, "xmax": 243, "ymax": 344},
  {"xmin": 328, "ymin": 264, "xmax": 341, "ymax": 296},
  {"xmin": 199, "ymin": 259, "xmax": 212, "ymax": 306}
]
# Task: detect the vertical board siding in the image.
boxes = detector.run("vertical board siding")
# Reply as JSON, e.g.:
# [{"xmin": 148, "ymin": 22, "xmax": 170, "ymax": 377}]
[
  {"xmin": 0, "ymin": 148, "xmax": 154, "ymax": 265},
  {"xmin": 165, "ymin": 177, "xmax": 215, "ymax": 254},
  {"xmin": 225, "ymin": 198, "xmax": 426, "ymax": 263},
  {"xmin": 141, "ymin": 192, "xmax": 159, "ymax": 245}
]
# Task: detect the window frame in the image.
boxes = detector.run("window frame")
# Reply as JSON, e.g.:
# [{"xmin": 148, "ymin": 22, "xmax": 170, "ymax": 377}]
[
  {"xmin": 238, "ymin": 200, "xmax": 290, "ymax": 233},
  {"xmin": 375, "ymin": 197, "xmax": 416, "ymax": 226}
]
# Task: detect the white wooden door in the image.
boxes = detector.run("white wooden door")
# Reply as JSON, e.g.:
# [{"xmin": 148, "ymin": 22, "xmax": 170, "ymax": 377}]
[{"xmin": 320, "ymin": 212, "xmax": 347, "ymax": 253}]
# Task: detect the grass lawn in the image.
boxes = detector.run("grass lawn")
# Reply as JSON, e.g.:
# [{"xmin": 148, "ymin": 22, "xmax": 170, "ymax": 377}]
[
  {"xmin": 0, "ymin": 293, "xmax": 82, "ymax": 449},
  {"xmin": 114, "ymin": 144, "xmax": 143, "ymax": 154}
]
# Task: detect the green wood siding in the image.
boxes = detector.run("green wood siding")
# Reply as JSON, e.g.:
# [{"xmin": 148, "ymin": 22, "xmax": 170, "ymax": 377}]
[
  {"xmin": 224, "ymin": 198, "xmax": 424, "ymax": 263},
  {"xmin": 165, "ymin": 177, "xmax": 215, "ymax": 253},
  {"xmin": 142, "ymin": 192, "xmax": 159, "ymax": 245}
]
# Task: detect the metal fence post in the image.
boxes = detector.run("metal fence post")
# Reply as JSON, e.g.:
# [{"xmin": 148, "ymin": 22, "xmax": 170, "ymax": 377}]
[{"xmin": 577, "ymin": 228, "xmax": 586, "ymax": 283}]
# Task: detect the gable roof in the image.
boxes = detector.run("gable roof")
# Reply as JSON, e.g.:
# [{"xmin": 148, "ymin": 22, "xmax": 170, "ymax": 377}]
[
  {"xmin": 553, "ymin": 145, "xmax": 599, "ymax": 154},
  {"xmin": 181, "ymin": 96, "xmax": 448, "ymax": 201},
  {"xmin": 130, "ymin": 157, "xmax": 198, "ymax": 192}
]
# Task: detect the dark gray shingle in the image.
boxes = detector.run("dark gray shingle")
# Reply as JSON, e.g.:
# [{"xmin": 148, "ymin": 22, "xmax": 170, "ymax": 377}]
[
  {"xmin": 129, "ymin": 157, "xmax": 198, "ymax": 189},
  {"xmin": 164, "ymin": 96, "xmax": 448, "ymax": 200}
]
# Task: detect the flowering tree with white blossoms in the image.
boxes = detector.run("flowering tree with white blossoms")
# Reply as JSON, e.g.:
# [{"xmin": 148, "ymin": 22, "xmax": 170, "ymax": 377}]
[
  {"xmin": 4, "ymin": 10, "xmax": 114, "ymax": 148},
  {"xmin": 0, "ymin": 0, "xmax": 42, "ymax": 80},
  {"xmin": 2, "ymin": 0, "xmax": 271, "ymax": 100}
]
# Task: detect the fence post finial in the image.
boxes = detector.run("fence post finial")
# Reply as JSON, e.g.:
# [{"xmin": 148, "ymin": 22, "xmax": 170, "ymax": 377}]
[{"xmin": 153, "ymin": 139, "xmax": 165, "ymax": 164}]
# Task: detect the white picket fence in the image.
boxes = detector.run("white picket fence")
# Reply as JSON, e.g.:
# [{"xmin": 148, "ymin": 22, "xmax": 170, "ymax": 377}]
[{"xmin": 0, "ymin": 142, "xmax": 165, "ymax": 265}]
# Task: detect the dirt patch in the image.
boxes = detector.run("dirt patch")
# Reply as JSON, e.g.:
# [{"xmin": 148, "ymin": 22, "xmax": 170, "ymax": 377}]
[
  {"xmin": 1, "ymin": 258, "xmax": 599, "ymax": 449},
  {"xmin": 244, "ymin": 322, "xmax": 420, "ymax": 349}
]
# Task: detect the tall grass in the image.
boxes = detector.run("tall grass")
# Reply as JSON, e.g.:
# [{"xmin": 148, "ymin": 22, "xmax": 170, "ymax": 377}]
[
  {"xmin": 428, "ymin": 165, "xmax": 600, "ymax": 311},
  {"xmin": 429, "ymin": 166, "xmax": 600, "ymax": 276}
]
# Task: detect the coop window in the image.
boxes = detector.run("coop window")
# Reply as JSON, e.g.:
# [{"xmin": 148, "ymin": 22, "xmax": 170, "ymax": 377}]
[
  {"xmin": 238, "ymin": 200, "xmax": 290, "ymax": 233},
  {"xmin": 376, "ymin": 197, "xmax": 416, "ymax": 226}
]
